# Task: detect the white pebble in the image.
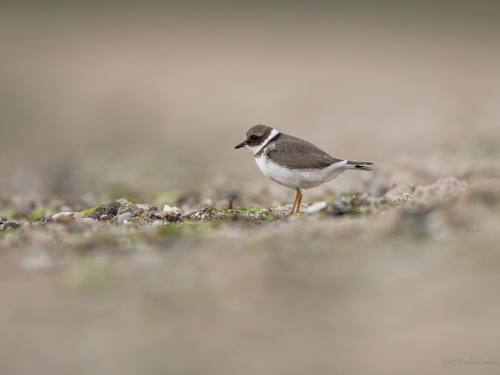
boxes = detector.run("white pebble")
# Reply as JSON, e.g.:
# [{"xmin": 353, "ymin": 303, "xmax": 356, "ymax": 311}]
[
  {"xmin": 152, "ymin": 220, "xmax": 163, "ymax": 227},
  {"xmin": 305, "ymin": 201, "xmax": 328, "ymax": 215},
  {"xmin": 136, "ymin": 204, "xmax": 151, "ymax": 211},
  {"xmin": 162, "ymin": 205, "xmax": 181, "ymax": 216},
  {"xmin": 117, "ymin": 212, "xmax": 132, "ymax": 223},
  {"xmin": 82, "ymin": 218, "xmax": 97, "ymax": 224}
]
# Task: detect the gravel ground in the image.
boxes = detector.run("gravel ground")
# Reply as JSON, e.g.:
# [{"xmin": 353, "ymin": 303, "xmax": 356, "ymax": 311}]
[{"xmin": 1, "ymin": 177, "xmax": 500, "ymax": 375}]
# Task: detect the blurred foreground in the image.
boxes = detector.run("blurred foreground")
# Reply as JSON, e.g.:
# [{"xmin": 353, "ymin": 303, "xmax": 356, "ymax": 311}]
[{"xmin": 1, "ymin": 177, "xmax": 500, "ymax": 375}]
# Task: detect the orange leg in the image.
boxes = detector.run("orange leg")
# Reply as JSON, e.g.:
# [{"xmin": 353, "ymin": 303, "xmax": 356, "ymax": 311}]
[
  {"xmin": 290, "ymin": 187, "xmax": 302, "ymax": 215},
  {"xmin": 295, "ymin": 189, "xmax": 303, "ymax": 214},
  {"xmin": 290, "ymin": 188, "xmax": 300, "ymax": 215}
]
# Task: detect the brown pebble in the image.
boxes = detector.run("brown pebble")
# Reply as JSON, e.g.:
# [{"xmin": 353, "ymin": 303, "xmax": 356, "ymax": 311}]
[
  {"xmin": 55, "ymin": 215, "xmax": 74, "ymax": 224},
  {"xmin": 153, "ymin": 212, "xmax": 166, "ymax": 219}
]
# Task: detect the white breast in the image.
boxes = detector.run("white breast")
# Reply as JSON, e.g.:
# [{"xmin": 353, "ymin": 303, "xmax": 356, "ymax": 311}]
[{"xmin": 255, "ymin": 154, "xmax": 348, "ymax": 190}]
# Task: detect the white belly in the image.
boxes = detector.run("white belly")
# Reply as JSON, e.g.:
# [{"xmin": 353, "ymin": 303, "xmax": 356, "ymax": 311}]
[{"xmin": 255, "ymin": 155, "xmax": 347, "ymax": 190}]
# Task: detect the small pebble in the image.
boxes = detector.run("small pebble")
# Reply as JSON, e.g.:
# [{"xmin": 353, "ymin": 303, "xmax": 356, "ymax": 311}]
[
  {"xmin": 105, "ymin": 201, "xmax": 121, "ymax": 216},
  {"xmin": 100, "ymin": 215, "xmax": 112, "ymax": 221},
  {"xmin": 153, "ymin": 212, "xmax": 166, "ymax": 219},
  {"xmin": 52, "ymin": 212, "xmax": 72, "ymax": 220},
  {"xmin": 86, "ymin": 211, "xmax": 101, "ymax": 220},
  {"xmin": 2, "ymin": 222, "xmax": 20, "ymax": 231},
  {"xmin": 136, "ymin": 204, "xmax": 151, "ymax": 211},
  {"xmin": 305, "ymin": 201, "xmax": 328, "ymax": 215},
  {"xmin": 117, "ymin": 206, "xmax": 135, "ymax": 216},
  {"xmin": 117, "ymin": 212, "xmax": 132, "ymax": 223},
  {"xmin": 152, "ymin": 220, "xmax": 163, "ymax": 227},
  {"xmin": 150, "ymin": 206, "xmax": 158, "ymax": 212},
  {"xmin": 163, "ymin": 205, "xmax": 182, "ymax": 216},
  {"xmin": 52, "ymin": 212, "xmax": 74, "ymax": 224},
  {"xmin": 82, "ymin": 218, "xmax": 97, "ymax": 224},
  {"xmin": 95, "ymin": 206, "xmax": 106, "ymax": 215},
  {"xmin": 331, "ymin": 201, "xmax": 350, "ymax": 216},
  {"xmin": 200, "ymin": 214, "xmax": 206, "ymax": 220},
  {"xmin": 166, "ymin": 214, "xmax": 180, "ymax": 222}
]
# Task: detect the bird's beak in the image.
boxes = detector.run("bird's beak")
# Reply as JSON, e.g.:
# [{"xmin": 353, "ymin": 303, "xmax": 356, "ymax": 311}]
[{"xmin": 234, "ymin": 141, "xmax": 246, "ymax": 149}]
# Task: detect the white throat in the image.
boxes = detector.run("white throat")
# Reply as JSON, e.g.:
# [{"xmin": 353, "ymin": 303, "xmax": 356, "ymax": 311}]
[{"xmin": 245, "ymin": 128, "xmax": 280, "ymax": 155}]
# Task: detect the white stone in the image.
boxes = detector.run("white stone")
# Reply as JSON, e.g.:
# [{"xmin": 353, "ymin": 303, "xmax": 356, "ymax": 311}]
[
  {"xmin": 163, "ymin": 205, "xmax": 181, "ymax": 216},
  {"xmin": 118, "ymin": 212, "xmax": 132, "ymax": 223},
  {"xmin": 305, "ymin": 201, "xmax": 328, "ymax": 215}
]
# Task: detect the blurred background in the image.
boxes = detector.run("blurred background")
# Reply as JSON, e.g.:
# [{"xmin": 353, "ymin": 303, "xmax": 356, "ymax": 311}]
[
  {"xmin": 1, "ymin": 0, "xmax": 499, "ymax": 203},
  {"xmin": 2, "ymin": 2, "xmax": 500, "ymax": 375}
]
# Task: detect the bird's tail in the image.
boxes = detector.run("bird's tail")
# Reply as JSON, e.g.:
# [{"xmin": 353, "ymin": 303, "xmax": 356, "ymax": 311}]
[{"xmin": 345, "ymin": 161, "xmax": 374, "ymax": 171}]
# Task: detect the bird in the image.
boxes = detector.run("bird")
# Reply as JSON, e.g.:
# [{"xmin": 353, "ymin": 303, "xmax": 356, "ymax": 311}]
[{"xmin": 235, "ymin": 124, "xmax": 373, "ymax": 215}]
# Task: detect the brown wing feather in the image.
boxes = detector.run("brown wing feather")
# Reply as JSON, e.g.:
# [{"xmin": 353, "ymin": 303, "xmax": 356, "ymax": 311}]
[{"xmin": 266, "ymin": 134, "xmax": 343, "ymax": 170}]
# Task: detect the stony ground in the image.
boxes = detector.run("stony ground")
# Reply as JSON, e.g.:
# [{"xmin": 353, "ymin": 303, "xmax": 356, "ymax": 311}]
[
  {"xmin": 1, "ymin": 177, "xmax": 500, "ymax": 375},
  {"xmin": 3, "ymin": 177, "xmax": 495, "ymax": 260}
]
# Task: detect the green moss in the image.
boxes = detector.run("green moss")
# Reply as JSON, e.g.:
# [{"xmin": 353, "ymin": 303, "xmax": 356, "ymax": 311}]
[
  {"xmin": 0, "ymin": 227, "xmax": 13, "ymax": 236},
  {"xmin": 156, "ymin": 221, "xmax": 213, "ymax": 239},
  {"xmin": 258, "ymin": 210, "xmax": 276, "ymax": 219},
  {"xmin": 356, "ymin": 208, "xmax": 372, "ymax": 216},
  {"xmin": 81, "ymin": 204, "xmax": 106, "ymax": 214},
  {"xmin": 183, "ymin": 222, "xmax": 212, "ymax": 239},
  {"xmin": 236, "ymin": 206, "xmax": 261, "ymax": 214},
  {"xmin": 157, "ymin": 223, "xmax": 179, "ymax": 236},
  {"xmin": 119, "ymin": 197, "xmax": 136, "ymax": 203},
  {"xmin": 27, "ymin": 207, "xmax": 50, "ymax": 220},
  {"xmin": 380, "ymin": 197, "xmax": 391, "ymax": 205}
]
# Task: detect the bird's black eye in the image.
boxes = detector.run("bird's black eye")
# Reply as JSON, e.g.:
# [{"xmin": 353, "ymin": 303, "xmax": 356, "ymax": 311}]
[{"xmin": 250, "ymin": 135, "xmax": 258, "ymax": 141}]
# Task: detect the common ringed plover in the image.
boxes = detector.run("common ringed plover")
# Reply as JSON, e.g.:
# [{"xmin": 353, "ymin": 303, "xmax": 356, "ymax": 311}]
[{"xmin": 235, "ymin": 124, "xmax": 373, "ymax": 215}]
